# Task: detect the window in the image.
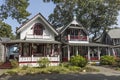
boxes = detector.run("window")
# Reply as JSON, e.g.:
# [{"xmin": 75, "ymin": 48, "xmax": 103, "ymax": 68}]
[{"xmin": 33, "ymin": 23, "xmax": 44, "ymax": 35}]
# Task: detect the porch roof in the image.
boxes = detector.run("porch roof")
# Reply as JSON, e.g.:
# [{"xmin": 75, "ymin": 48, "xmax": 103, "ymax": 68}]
[
  {"xmin": 113, "ymin": 45, "xmax": 120, "ymax": 48},
  {"xmin": 5, "ymin": 40, "xmax": 61, "ymax": 44},
  {"xmin": 66, "ymin": 42, "xmax": 111, "ymax": 47}
]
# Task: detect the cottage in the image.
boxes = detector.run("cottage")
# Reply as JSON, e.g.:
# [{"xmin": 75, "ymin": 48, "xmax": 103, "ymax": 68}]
[
  {"xmin": 57, "ymin": 16, "xmax": 112, "ymax": 62},
  {"xmin": 101, "ymin": 29, "xmax": 120, "ymax": 57},
  {"xmin": 1, "ymin": 13, "xmax": 117, "ymax": 67},
  {"xmin": 4, "ymin": 13, "xmax": 61, "ymax": 67}
]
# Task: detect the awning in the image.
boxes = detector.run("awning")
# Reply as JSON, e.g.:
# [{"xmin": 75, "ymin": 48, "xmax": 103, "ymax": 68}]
[
  {"xmin": 113, "ymin": 45, "xmax": 120, "ymax": 48},
  {"xmin": 65, "ymin": 42, "xmax": 111, "ymax": 47},
  {"xmin": 4, "ymin": 40, "xmax": 61, "ymax": 44}
]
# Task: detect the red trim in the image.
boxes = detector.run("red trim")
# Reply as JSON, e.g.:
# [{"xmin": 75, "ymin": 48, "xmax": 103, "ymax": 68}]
[
  {"xmin": 90, "ymin": 57, "xmax": 99, "ymax": 61},
  {"xmin": 70, "ymin": 36, "xmax": 87, "ymax": 41},
  {"xmin": 62, "ymin": 57, "xmax": 68, "ymax": 62}
]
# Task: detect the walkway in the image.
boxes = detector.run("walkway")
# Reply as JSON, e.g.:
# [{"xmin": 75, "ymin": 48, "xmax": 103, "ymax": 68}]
[
  {"xmin": 0, "ymin": 69, "xmax": 7, "ymax": 75},
  {"xmin": 88, "ymin": 65, "xmax": 120, "ymax": 76}
]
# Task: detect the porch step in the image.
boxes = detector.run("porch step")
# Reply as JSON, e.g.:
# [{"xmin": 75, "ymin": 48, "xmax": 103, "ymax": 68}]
[{"xmin": 0, "ymin": 61, "xmax": 12, "ymax": 69}]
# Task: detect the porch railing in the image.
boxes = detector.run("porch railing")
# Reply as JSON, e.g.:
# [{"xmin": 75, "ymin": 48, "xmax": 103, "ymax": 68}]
[
  {"xmin": 70, "ymin": 35, "xmax": 87, "ymax": 41},
  {"xmin": 65, "ymin": 35, "xmax": 87, "ymax": 41},
  {"xmin": 26, "ymin": 34, "xmax": 50, "ymax": 39},
  {"xmin": 19, "ymin": 55, "xmax": 60, "ymax": 62}
]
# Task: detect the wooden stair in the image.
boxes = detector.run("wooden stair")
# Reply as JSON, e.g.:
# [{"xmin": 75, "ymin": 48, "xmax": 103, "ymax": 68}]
[{"xmin": 0, "ymin": 61, "xmax": 12, "ymax": 69}]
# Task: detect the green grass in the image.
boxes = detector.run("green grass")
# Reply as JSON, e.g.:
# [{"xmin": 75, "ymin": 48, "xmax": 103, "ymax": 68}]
[{"xmin": 4, "ymin": 65, "xmax": 99, "ymax": 75}]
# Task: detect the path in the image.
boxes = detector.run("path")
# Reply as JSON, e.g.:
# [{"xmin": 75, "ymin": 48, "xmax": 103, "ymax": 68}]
[
  {"xmin": 0, "ymin": 69, "xmax": 7, "ymax": 76},
  {"xmin": 88, "ymin": 65, "xmax": 120, "ymax": 76}
]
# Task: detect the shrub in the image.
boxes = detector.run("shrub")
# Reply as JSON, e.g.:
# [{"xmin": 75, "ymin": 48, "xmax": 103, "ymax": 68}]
[
  {"xmin": 100, "ymin": 55, "xmax": 115, "ymax": 65},
  {"xmin": 115, "ymin": 58, "xmax": 120, "ymax": 67},
  {"xmin": 37, "ymin": 58, "xmax": 50, "ymax": 68},
  {"xmin": 70, "ymin": 55, "xmax": 87, "ymax": 67},
  {"xmin": 21, "ymin": 65, "xmax": 29, "ymax": 70},
  {"xmin": 10, "ymin": 59, "xmax": 19, "ymax": 68},
  {"xmin": 59, "ymin": 62, "xmax": 69, "ymax": 67},
  {"xmin": 68, "ymin": 66, "xmax": 80, "ymax": 72}
]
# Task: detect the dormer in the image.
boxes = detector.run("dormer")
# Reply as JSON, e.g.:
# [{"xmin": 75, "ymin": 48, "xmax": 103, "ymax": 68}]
[{"xmin": 59, "ymin": 17, "xmax": 89, "ymax": 43}]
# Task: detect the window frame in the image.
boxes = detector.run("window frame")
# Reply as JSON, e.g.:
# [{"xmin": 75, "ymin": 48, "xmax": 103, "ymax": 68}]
[{"xmin": 33, "ymin": 23, "xmax": 44, "ymax": 35}]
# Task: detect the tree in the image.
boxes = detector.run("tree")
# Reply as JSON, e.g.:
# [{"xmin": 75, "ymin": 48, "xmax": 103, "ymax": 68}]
[
  {"xmin": 0, "ymin": 0, "xmax": 30, "ymax": 24},
  {"xmin": 0, "ymin": 21, "xmax": 14, "ymax": 39},
  {"xmin": 0, "ymin": 0, "xmax": 30, "ymax": 39},
  {"xmin": 43, "ymin": 0, "xmax": 120, "ymax": 42}
]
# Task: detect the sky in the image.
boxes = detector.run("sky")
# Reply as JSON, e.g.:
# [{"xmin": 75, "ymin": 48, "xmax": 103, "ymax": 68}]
[
  {"xmin": 4, "ymin": 0, "xmax": 55, "ymax": 33},
  {"xmin": 3, "ymin": 0, "xmax": 120, "ymax": 33}
]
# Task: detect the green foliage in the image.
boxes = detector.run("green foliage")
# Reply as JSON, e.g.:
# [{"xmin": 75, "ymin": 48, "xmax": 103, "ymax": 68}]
[
  {"xmin": 37, "ymin": 58, "xmax": 50, "ymax": 68},
  {"xmin": 6, "ymin": 70, "xmax": 17, "ymax": 75},
  {"xmin": 10, "ymin": 59, "xmax": 19, "ymax": 68},
  {"xmin": 70, "ymin": 55, "xmax": 88, "ymax": 67},
  {"xmin": 100, "ymin": 55, "xmax": 115, "ymax": 65},
  {"xmin": 115, "ymin": 58, "xmax": 120, "ymax": 67},
  {"xmin": 0, "ymin": 0, "xmax": 30, "ymax": 23},
  {"xmin": 67, "ymin": 66, "xmax": 80, "ymax": 72},
  {"xmin": 0, "ymin": 21, "xmax": 14, "ymax": 39},
  {"xmin": 5, "ymin": 65, "xmax": 99, "ymax": 75},
  {"xmin": 59, "ymin": 62, "xmax": 69, "ymax": 67},
  {"xmin": 43, "ymin": 0, "xmax": 120, "ymax": 42},
  {"xmin": 47, "ymin": 66, "xmax": 70, "ymax": 73},
  {"xmin": 21, "ymin": 65, "xmax": 29, "ymax": 70}
]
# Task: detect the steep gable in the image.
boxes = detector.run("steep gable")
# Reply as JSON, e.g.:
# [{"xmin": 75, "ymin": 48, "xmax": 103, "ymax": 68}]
[
  {"xmin": 16, "ymin": 13, "xmax": 58, "ymax": 35},
  {"xmin": 16, "ymin": 13, "xmax": 58, "ymax": 40},
  {"xmin": 59, "ymin": 18, "xmax": 88, "ymax": 35}
]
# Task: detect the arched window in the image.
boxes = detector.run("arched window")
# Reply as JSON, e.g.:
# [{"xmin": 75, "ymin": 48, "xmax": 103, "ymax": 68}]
[{"xmin": 33, "ymin": 23, "xmax": 44, "ymax": 35}]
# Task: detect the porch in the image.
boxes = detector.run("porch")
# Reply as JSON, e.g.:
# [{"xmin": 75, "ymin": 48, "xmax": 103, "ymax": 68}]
[
  {"xmin": 62, "ymin": 43, "xmax": 114, "ymax": 62},
  {"xmin": 5, "ymin": 40, "xmax": 61, "ymax": 67}
]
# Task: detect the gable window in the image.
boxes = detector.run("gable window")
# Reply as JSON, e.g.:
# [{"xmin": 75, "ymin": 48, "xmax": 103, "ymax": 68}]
[{"xmin": 33, "ymin": 23, "xmax": 44, "ymax": 35}]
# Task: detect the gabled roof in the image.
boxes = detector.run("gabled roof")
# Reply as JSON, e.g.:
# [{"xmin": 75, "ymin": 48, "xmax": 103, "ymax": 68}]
[
  {"xmin": 107, "ymin": 29, "xmax": 120, "ymax": 38},
  {"xmin": 59, "ymin": 18, "xmax": 88, "ymax": 34},
  {"xmin": 16, "ymin": 13, "xmax": 58, "ymax": 35}
]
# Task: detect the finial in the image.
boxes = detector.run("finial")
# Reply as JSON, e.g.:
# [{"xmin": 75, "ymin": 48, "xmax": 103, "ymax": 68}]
[{"xmin": 73, "ymin": 14, "xmax": 77, "ymax": 20}]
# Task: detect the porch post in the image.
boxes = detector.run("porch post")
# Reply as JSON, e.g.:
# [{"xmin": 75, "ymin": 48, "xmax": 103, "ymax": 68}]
[
  {"xmin": 112, "ymin": 48, "xmax": 116, "ymax": 57},
  {"xmin": 76, "ymin": 46, "xmax": 78, "ymax": 56},
  {"xmin": 4, "ymin": 43, "xmax": 7, "ymax": 62},
  {"xmin": 52, "ymin": 44, "xmax": 54, "ymax": 56},
  {"xmin": 108, "ymin": 48, "xmax": 110, "ymax": 56},
  {"xmin": 88, "ymin": 47, "xmax": 90, "ymax": 61},
  {"xmin": 19, "ymin": 43, "xmax": 22, "ymax": 62},
  {"xmin": 98, "ymin": 47, "xmax": 101, "ymax": 60},
  {"xmin": 68, "ymin": 45, "xmax": 70, "ymax": 61},
  {"xmin": 58, "ymin": 44, "xmax": 61, "ymax": 55},
  {"xmin": 31, "ymin": 43, "xmax": 34, "ymax": 61}
]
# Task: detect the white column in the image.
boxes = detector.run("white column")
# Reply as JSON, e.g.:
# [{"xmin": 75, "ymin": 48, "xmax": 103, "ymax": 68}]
[
  {"xmin": 31, "ymin": 43, "xmax": 34, "ymax": 62},
  {"xmin": 52, "ymin": 44, "xmax": 54, "ymax": 56},
  {"xmin": 112, "ymin": 48, "xmax": 116, "ymax": 57},
  {"xmin": 108, "ymin": 48, "xmax": 110, "ymax": 56},
  {"xmin": 88, "ymin": 47, "xmax": 90, "ymax": 61},
  {"xmin": 98, "ymin": 47, "xmax": 101, "ymax": 60},
  {"xmin": 68, "ymin": 35, "xmax": 70, "ymax": 41},
  {"xmin": 76, "ymin": 46, "xmax": 78, "ymax": 56},
  {"xmin": 68, "ymin": 45, "xmax": 70, "ymax": 61}
]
